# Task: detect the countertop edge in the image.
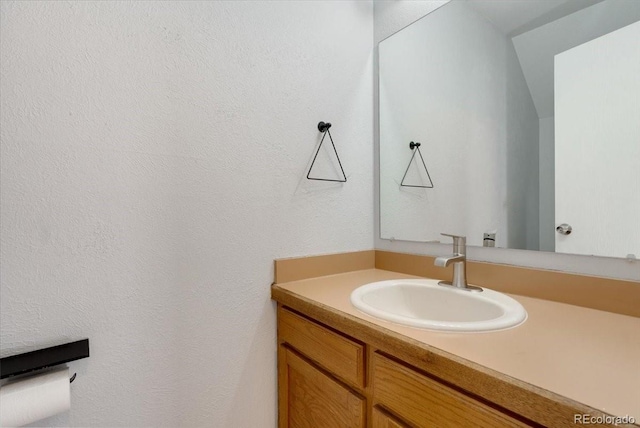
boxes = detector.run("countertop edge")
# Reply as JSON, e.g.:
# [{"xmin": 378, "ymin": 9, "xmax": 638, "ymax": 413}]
[{"xmin": 272, "ymin": 283, "xmax": 640, "ymax": 428}]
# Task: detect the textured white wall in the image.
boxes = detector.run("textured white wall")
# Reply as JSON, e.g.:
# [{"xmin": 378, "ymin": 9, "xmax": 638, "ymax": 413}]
[
  {"xmin": 0, "ymin": 1, "xmax": 373, "ymax": 427},
  {"xmin": 374, "ymin": 1, "xmax": 640, "ymax": 281}
]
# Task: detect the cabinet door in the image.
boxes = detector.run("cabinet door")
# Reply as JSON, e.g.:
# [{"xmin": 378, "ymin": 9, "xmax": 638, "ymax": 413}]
[
  {"xmin": 372, "ymin": 407, "xmax": 410, "ymax": 428},
  {"xmin": 279, "ymin": 346, "xmax": 365, "ymax": 428}
]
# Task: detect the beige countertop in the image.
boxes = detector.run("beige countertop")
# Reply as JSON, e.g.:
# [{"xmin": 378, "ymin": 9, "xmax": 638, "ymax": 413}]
[{"xmin": 275, "ymin": 268, "xmax": 640, "ymax": 421}]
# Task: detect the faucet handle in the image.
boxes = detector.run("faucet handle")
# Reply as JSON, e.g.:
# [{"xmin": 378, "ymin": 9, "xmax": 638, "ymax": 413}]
[{"xmin": 440, "ymin": 233, "xmax": 466, "ymax": 253}]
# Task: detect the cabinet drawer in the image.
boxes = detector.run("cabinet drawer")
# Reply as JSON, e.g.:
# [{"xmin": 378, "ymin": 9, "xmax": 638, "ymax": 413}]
[
  {"xmin": 372, "ymin": 353, "xmax": 530, "ymax": 428},
  {"xmin": 278, "ymin": 307, "xmax": 365, "ymax": 388}
]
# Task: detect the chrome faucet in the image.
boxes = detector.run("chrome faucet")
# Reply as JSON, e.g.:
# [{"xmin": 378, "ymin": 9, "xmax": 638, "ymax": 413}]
[{"xmin": 435, "ymin": 233, "xmax": 482, "ymax": 292}]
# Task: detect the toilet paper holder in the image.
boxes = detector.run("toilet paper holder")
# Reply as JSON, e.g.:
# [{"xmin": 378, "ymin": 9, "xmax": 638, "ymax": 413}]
[{"xmin": 1, "ymin": 339, "xmax": 89, "ymax": 383}]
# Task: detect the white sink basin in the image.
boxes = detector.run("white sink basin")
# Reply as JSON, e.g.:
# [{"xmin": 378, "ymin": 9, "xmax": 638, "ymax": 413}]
[{"xmin": 350, "ymin": 279, "xmax": 527, "ymax": 332}]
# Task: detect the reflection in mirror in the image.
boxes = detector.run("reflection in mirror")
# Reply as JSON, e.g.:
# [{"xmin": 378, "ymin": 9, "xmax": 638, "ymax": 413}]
[{"xmin": 379, "ymin": 0, "xmax": 640, "ymax": 259}]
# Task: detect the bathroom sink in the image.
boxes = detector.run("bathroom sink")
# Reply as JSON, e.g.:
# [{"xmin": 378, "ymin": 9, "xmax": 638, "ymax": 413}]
[{"xmin": 350, "ymin": 279, "xmax": 527, "ymax": 332}]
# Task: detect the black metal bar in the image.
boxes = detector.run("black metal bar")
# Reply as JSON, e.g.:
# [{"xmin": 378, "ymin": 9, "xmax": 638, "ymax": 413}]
[{"xmin": 0, "ymin": 339, "xmax": 89, "ymax": 379}]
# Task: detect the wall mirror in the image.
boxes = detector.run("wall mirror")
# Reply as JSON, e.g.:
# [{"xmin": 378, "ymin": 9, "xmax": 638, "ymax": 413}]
[{"xmin": 379, "ymin": 0, "xmax": 640, "ymax": 259}]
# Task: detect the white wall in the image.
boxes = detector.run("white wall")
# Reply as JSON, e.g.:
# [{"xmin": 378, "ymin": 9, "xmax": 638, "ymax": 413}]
[
  {"xmin": 378, "ymin": 1, "xmax": 539, "ymax": 249},
  {"xmin": 539, "ymin": 117, "xmax": 555, "ymax": 252},
  {"xmin": 505, "ymin": 36, "xmax": 540, "ymax": 251},
  {"xmin": 374, "ymin": 1, "xmax": 640, "ymax": 281},
  {"xmin": 0, "ymin": 2, "xmax": 374, "ymax": 427},
  {"xmin": 512, "ymin": 0, "xmax": 640, "ymax": 119},
  {"xmin": 374, "ymin": 0, "xmax": 448, "ymax": 43}
]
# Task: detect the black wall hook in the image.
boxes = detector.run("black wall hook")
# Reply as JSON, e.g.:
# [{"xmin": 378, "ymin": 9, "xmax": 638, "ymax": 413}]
[
  {"xmin": 317, "ymin": 121, "xmax": 332, "ymax": 132},
  {"xmin": 307, "ymin": 121, "xmax": 346, "ymax": 183},
  {"xmin": 401, "ymin": 141, "xmax": 434, "ymax": 188}
]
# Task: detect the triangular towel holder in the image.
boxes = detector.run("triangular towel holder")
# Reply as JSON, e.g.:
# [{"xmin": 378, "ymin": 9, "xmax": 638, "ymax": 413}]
[
  {"xmin": 307, "ymin": 121, "xmax": 347, "ymax": 183},
  {"xmin": 400, "ymin": 141, "xmax": 434, "ymax": 188}
]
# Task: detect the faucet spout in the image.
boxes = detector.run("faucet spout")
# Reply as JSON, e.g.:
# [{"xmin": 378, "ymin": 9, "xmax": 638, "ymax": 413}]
[
  {"xmin": 434, "ymin": 254, "xmax": 465, "ymax": 267},
  {"xmin": 434, "ymin": 233, "xmax": 482, "ymax": 292}
]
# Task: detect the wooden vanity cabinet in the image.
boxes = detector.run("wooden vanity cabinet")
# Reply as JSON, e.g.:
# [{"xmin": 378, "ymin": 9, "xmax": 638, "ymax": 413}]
[{"xmin": 277, "ymin": 305, "xmax": 534, "ymax": 428}]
